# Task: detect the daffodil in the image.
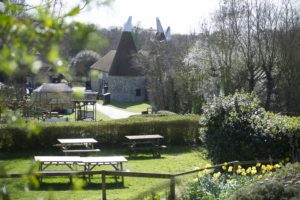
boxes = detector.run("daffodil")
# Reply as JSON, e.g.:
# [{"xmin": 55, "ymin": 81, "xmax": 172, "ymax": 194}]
[
  {"xmin": 256, "ymin": 163, "xmax": 261, "ymax": 167},
  {"xmin": 246, "ymin": 167, "xmax": 251, "ymax": 174},
  {"xmin": 274, "ymin": 164, "xmax": 281, "ymax": 169},
  {"xmin": 236, "ymin": 168, "xmax": 242, "ymax": 174},
  {"xmin": 241, "ymin": 171, "xmax": 247, "ymax": 176},
  {"xmin": 266, "ymin": 164, "xmax": 273, "ymax": 171},
  {"xmin": 251, "ymin": 168, "xmax": 257, "ymax": 175},
  {"xmin": 228, "ymin": 166, "xmax": 233, "ymax": 172},
  {"xmin": 213, "ymin": 172, "xmax": 221, "ymax": 179}
]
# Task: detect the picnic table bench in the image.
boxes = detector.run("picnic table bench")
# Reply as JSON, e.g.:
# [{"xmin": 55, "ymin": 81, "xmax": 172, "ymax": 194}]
[
  {"xmin": 34, "ymin": 156, "xmax": 127, "ymax": 184},
  {"xmin": 56, "ymin": 138, "xmax": 100, "ymax": 155},
  {"xmin": 125, "ymin": 135, "xmax": 167, "ymax": 157}
]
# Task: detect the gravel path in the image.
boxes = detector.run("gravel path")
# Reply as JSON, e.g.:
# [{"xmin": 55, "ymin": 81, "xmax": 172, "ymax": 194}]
[{"xmin": 96, "ymin": 103, "xmax": 140, "ymax": 119}]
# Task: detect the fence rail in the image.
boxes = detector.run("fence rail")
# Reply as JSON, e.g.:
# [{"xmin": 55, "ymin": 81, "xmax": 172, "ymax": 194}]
[{"xmin": 0, "ymin": 159, "xmax": 281, "ymax": 200}]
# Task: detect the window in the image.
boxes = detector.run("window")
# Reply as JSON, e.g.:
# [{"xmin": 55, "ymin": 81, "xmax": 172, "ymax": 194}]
[{"xmin": 136, "ymin": 89, "xmax": 141, "ymax": 96}]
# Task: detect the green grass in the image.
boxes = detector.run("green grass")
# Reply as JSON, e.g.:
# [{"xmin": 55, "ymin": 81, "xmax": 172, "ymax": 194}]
[{"xmin": 0, "ymin": 146, "xmax": 209, "ymax": 200}]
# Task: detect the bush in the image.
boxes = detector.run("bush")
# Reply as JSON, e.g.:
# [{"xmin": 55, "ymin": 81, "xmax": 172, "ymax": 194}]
[
  {"xmin": 200, "ymin": 92, "xmax": 300, "ymax": 163},
  {"xmin": 229, "ymin": 163, "xmax": 300, "ymax": 200},
  {"xmin": 0, "ymin": 115, "xmax": 199, "ymax": 151}
]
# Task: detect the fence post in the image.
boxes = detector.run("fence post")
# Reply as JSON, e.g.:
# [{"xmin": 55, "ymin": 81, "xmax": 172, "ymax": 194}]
[
  {"xmin": 102, "ymin": 171, "xmax": 106, "ymax": 200},
  {"xmin": 169, "ymin": 176, "xmax": 175, "ymax": 200}
]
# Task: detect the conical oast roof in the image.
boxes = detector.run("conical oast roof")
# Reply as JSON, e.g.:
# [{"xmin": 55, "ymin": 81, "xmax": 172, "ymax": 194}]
[
  {"xmin": 155, "ymin": 17, "xmax": 166, "ymax": 41},
  {"xmin": 109, "ymin": 17, "xmax": 141, "ymax": 76}
]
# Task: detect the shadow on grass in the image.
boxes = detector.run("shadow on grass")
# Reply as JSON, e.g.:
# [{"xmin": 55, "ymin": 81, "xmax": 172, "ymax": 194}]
[
  {"xmin": 34, "ymin": 181, "xmax": 128, "ymax": 191},
  {"xmin": 126, "ymin": 155, "xmax": 166, "ymax": 161}
]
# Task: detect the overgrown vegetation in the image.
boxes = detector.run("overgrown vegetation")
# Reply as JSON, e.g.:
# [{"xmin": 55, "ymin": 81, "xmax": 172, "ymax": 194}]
[
  {"xmin": 229, "ymin": 162, "xmax": 300, "ymax": 200},
  {"xmin": 183, "ymin": 160, "xmax": 298, "ymax": 200}
]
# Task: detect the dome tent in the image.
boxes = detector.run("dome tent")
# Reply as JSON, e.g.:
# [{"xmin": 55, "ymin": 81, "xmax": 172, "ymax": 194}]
[{"xmin": 32, "ymin": 83, "xmax": 73, "ymax": 112}]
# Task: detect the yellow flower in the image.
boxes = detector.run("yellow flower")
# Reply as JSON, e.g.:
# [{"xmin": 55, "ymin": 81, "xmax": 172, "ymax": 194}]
[
  {"xmin": 274, "ymin": 164, "xmax": 281, "ymax": 169},
  {"xmin": 246, "ymin": 167, "xmax": 251, "ymax": 174},
  {"xmin": 193, "ymin": 178, "xmax": 198, "ymax": 183},
  {"xmin": 222, "ymin": 165, "xmax": 227, "ymax": 171},
  {"xmin": 266, "ymin": 164, "xmax": 273, "ymax": 171},
  {"xmin": 213, "ymin": 172, "xmax": 221, "ymax": 179},
  {"xmin": 256, "ymin": 163, "xmax": 261, "ymax": 167},
  {"xmin": 228, "ymin": 166, "xmax": 233, "ymax": 172},
  {"xmin": 261, "ymin": 165, "xmax": 266, "ymax": 170},
  {"xmin": 241, "ymin": 171, "xmax": 247, "ymax": 176},
  {"xmin": 205, "ymin": 164, "xmax": 212, "ymax": 168},
  {"xmin": 236, "ymin": 168, "xmax": 242, "ymax": 174},
  {"xmin": 198, "ymin": 169, "xmax": 209, "ymax": 177},
  {"xmin": 251, "ymin": 168, "xmax": 257, "ymax": 175},
  {"xmin": 238, "ymin": 165, "xmax": 242, "ymax": 169},
  {"xmin": 223, "ymin": 162, "xmax": 228, "ymax": 166}
]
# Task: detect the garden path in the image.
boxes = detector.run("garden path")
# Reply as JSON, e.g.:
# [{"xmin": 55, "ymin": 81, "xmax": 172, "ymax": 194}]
[{"xmin": 96, "ymin": 103, "xmax": 140, "ymax": 119}]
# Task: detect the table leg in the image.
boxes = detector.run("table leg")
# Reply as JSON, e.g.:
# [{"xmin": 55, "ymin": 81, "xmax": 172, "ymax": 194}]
[{"xmin": 120, "ymin": 163, "xmax": 124, "ymax": 186}]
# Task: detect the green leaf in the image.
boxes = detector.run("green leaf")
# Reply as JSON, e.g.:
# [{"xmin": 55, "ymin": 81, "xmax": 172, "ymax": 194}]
[{"xmin": 65, "ymin": 6, "xmax": 80, "ymax": 17}]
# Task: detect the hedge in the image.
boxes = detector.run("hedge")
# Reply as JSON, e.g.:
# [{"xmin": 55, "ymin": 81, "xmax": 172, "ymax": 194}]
[
  {"xmin": 0, "ymin": 114, "xmax": 200, "ymax": 151},
  {"xmin": 200, "ymin": 92, "xmax": 300, "ymax": 163}
]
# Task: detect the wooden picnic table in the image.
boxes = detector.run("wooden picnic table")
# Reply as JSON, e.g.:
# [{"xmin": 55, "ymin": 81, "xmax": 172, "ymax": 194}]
[
  {"xmin": 125, "ymin": 135, "xmax": 166, "ymax": 157},
  {"xmin": 57, "ymin": 138, "xmax": 100, "ymax": 155},
  {"xmin": 34, "ymin": 156, "xmax": 127, "ymax": 184},
  {"xmin": 80, "ymin": 156, "xmax": 127, "ymax": 183}
]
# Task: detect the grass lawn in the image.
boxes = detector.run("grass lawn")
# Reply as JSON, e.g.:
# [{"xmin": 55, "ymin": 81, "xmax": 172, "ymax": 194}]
[{"xmin": 0, "ymin": 146, "xmax": 209, "ymax": 200}]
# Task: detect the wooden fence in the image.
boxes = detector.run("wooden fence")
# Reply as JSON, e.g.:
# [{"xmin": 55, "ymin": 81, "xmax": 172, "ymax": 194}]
[{"xmin": 0, "ymin": 159, "xmax": 280, "ymax": 200}]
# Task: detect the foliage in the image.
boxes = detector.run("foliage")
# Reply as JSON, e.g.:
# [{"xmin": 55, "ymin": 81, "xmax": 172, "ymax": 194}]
[
  {"xmin": 200, "ymin": 92, "xmax": 300, "ymax": 163},
  {"xmin": 63, "ymin": 22, "xmax": 109, "ymax": 58},
  {"xmin": 184, "ymin": 161, "xmax": 286, "ymax": 200},
  {"xmin": 229, "ymin": 162, "xmax": 300, "ymax": 200},
  {"xmin": 185, "ymin": 0, "xmax": 300, "ymax": 113},
  {"xmin": 0, "ymin": 115, "xmax": 199, "ymax": 151},
  {"xmin": 69, "ymin": 50, "xmax": 100, "ymax": 78}
]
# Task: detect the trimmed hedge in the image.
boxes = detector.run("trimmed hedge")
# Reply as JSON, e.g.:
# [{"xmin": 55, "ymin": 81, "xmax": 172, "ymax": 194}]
[
  {"xmin": 200, "ymin": 92, "xmax": 300, "ymax": 163},
  {"xmin": 0, "ymin": 114, "xmax": 199, "ymax": 151}
]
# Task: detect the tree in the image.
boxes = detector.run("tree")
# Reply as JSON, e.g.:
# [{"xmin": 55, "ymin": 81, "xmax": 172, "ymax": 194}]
[
  {"xmin": 63, "ymin": 22, "xmax": 109, "ymax": 58},
  {"xmin": 69, "ymin": 50, "xmax": 100, "ymax": 79}
]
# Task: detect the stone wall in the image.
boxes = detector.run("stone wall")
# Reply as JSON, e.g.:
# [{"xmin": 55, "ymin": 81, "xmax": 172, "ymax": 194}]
[
  {"xmin": 91, "ymin": 70, "xmax": 108, "ymax": 93},
  {"xmin": 108, "ymin": 75, "xmax": 146, "ymax": 102}
]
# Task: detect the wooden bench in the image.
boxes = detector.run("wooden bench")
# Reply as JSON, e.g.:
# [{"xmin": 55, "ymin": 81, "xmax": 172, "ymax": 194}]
[{"xmin": 62, "ymin": 149, "xmax": 100, "ymax": 155}]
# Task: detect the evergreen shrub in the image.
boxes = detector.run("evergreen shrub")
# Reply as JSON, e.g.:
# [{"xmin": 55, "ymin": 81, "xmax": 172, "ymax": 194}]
[
  {"xmin": 0, "ymin": 115, "xmax": 199, "ymax": 151},
  {"xmin": 200, "ymin": 92, "xmax": 300, "ymax": 163}
]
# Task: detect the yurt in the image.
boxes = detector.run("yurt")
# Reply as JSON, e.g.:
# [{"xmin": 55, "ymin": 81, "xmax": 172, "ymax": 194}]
[{"xmin": 32, "ymin": 83, "xmax": 73, "ymax": 111}]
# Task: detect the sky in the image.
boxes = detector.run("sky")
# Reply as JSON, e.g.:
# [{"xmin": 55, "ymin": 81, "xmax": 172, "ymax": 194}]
[{"xmin": 70, "ymin": 0, "xmax": 220, "ymax": 34}]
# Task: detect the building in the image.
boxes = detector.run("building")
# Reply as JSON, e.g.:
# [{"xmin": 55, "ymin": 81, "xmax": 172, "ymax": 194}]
[{"xmin": 90, "ymin": 17, "xmax": 170, "ymax": 102}]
